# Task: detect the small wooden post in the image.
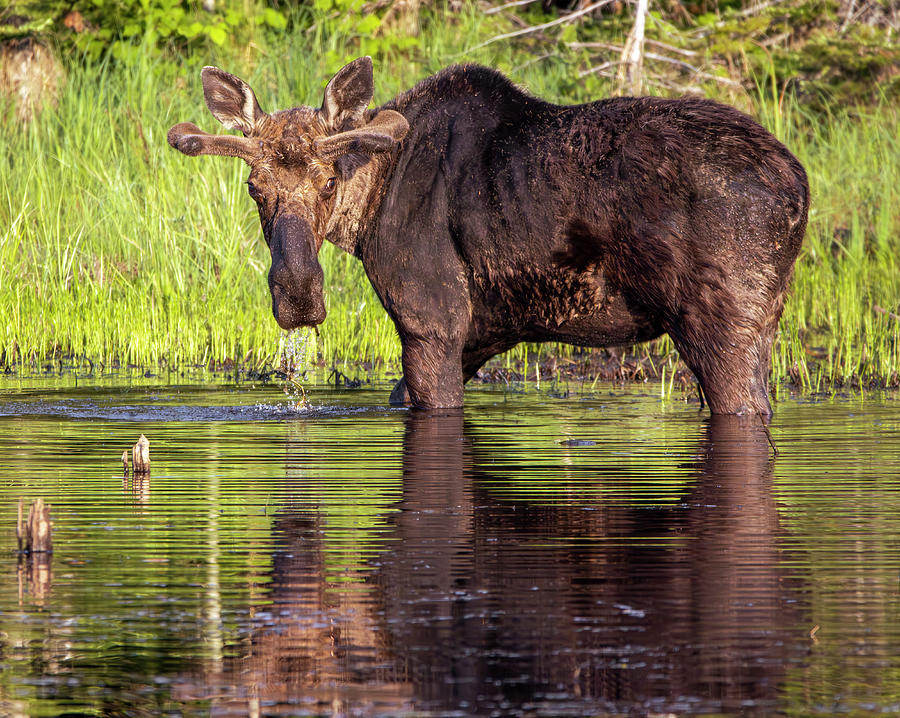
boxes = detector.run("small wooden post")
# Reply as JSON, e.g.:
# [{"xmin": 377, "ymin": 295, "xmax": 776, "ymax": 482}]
[
  {"xmin": 17, "ymin": 497, "xmax": 52, "ymax": 554},
  {"xmin": 28, "ymin": 498, "xmax": 53, "ymax": 554},
  {"xmin": 132, "ymin": 434, "xmax": 150, "ymax": 474},
  {"xmin": 17, "ymin": 497, "xmax": 23, "ymax": 553},
  {"xmin": 121, "ymin": 450, "xmax": 130, "ymax": 475},
  {"xmin": 17, "ymin": 498, "xmax": 54, "ymax": 605}
]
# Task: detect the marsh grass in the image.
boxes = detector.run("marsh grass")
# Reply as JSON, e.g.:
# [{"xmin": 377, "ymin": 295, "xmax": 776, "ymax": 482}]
[
  {"xmin": 1, "ymin": 21, "xmax": 898, "ymax": 390},
  {"xmin": 775, "ymin": 103, "xmax": 900, "ymax": 389}
]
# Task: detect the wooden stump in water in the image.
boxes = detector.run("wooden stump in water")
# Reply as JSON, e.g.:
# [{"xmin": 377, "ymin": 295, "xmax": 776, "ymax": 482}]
[
  {"xmin": 17, "ymin": 497, "xmax": 52, "ymax": 554},
  {"xmin": 16, "ymin": 498, "xmax": 54, "ymax": 605},
  {"xmin": 132, "ymin": 434, "xmax": 150, "ymax": 474},
  {"xmin": 122, "ymin": 437, "xmax": 151, "ymax": 502},
  {"xmin": 18, "ymin": 551, "xmax": 52, "ymax": 605}
]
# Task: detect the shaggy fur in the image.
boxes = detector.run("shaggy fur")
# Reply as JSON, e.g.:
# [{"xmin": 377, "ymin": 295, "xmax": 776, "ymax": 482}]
[{"xmin": 169, "ymin": 58, "xmax": 809, "ymax": 415}]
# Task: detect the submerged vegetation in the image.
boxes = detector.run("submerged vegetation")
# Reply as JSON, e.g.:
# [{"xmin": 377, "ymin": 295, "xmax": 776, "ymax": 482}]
[{"xmin": 0, "ymin": 0, "xmax": 898, "ymax": 392}]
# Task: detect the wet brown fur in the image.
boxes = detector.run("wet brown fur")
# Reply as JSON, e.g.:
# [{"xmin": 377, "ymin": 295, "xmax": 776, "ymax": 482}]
[{"xmin": 168, "ymin": 59, "xmax": 809, "ymax": 415}]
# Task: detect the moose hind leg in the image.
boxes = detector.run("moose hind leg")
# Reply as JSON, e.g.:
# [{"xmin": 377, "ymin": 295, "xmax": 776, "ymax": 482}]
[{"xmin": 669, "ymin": 310, "xmax": 775, "ymax": 417}]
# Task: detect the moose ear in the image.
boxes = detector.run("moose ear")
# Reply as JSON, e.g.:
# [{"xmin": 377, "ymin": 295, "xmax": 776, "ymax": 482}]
[
  {"xmin": 320, "ymin": 56, "xmax": 374, "ymax": 131},
  {"xmin": 201, "ymin": 66, "xmax": 267, "ymax": 136}
]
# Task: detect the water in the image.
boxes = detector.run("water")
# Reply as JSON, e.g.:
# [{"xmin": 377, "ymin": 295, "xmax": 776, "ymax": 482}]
[{"xmin": 1, "ymin": 376, "xmax": 899, "ymax": 717}]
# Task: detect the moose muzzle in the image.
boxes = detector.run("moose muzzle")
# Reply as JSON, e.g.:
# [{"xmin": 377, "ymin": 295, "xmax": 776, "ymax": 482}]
[{"xmin": 267, "ymin": 215, "xmax": 326, "ymax": 329}]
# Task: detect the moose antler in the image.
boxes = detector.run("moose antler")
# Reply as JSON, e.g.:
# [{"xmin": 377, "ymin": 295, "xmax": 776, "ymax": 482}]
[
  {"xmin": 313, "ymin": 109, "xmax": 409, "ymax": 160},
  {"xmin": 167, "ymin": 122, "xmax": 260, "ymax": 162}
]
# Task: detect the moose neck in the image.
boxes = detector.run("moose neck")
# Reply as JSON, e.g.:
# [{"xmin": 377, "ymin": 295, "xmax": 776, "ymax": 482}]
[{"xmin": 324, "ymin": 150, "xmax": 395, "ymax": 258}]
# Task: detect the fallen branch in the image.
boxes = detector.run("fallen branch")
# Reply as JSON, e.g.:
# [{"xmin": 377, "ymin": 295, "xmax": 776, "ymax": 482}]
[
  {"xmin": 578, "ymin": 60, "xmax": 623, "ymax": 78},
  {"xmin": 690, "ymin": 0, "xmax": 790, "ymax": 38},
  {"xmin": 646, "ymin": 38, "xmax": 698, "ymax": 57},
  {"xmin": 510, "ymin": 51, "xmax": 557, "ymax": 72},
  {"xmin": 567, "ymin": 40, "xmax": 625, "ymax": 53},
  {"xmin": 645, "ymin": 49, "xmax": 699, "ymax": 73},
  {"xmin": 736, "ymin": 0, "xmax": 789, "ymax": 17},
  {"xmin": 644, "ymin": 52, "xmax": 744, "ymax": 86}
]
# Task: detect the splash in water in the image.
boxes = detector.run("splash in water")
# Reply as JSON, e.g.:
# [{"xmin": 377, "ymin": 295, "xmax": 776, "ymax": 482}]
[{"xmin": 277, "ymin": 328, "xmax": 317, "ymax": 411}]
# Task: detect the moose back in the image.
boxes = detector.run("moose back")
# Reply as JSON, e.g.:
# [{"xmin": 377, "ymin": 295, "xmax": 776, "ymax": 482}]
[{"xmin": 168, "ymin": 57, "xmax": 809, "ymax": 415}]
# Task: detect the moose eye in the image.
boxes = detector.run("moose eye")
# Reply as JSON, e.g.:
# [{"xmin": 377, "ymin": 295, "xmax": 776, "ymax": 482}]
[
  {"xmin": 324, "ymin": 177, "xmax": 337, "ymax": 195},
  {"xmin": 246, "ymin": 180, "xmax": 261, "ymax": 200}
]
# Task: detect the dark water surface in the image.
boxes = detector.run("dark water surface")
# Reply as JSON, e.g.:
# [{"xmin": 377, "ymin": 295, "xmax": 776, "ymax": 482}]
[{"xmin": 1, "ymin": 377, "xmax": 899, "ymax": 717}]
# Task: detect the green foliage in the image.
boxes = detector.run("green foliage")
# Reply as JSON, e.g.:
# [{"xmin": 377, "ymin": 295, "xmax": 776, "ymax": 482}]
[
  {"xmin": 775, "ymin": 102, "xmax": 900, "ymax": 389},
  {"xmin": 696, "ymin": 0, "xmax": 900, "ymax": 108},
  {"xmin": 6, "ymin": 0, "xmax": 896, "ymax": 108},
  {"xmin": 460, "ymin": 0, "xmax": 899, "ymax": 111},
  {"xmin": 0, "ymin": 14, "xmax": 54, "ymax": 39},
  {"xmin": 306, "ymin": 0, "xmax": 421, "ymax": 70},
  {"xmin": 78, "ymin": 0, "xmax": 245, "ymax": 61},
  {"xmin": 2, "ymin": 0, "xmax": 289, "ymax": 61}
]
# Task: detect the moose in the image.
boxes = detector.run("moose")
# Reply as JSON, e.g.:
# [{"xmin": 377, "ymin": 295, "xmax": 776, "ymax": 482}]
[{"xmin": 168, "ymin": 57, "xmax": 809, "ymax": 415}]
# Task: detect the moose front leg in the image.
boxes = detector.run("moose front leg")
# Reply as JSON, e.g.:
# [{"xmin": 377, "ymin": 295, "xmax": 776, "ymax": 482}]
[
  {"xmin": 389, "ymin": 377, "xmax": 411, "ymax": 406},
  {"xmin": 388, "ymin": 348, "xmax": 475, "ymax": 407},
  {"xmin": 389, "ymin": 341, "xmax": 512, "ymax": 407},
  {"xmin": 376, "ymin": 237, "xmax": 471, "ymax": 408},
  {"xmin": 393, "ymin": 336, "xmax": 465, "ymax": 409}
]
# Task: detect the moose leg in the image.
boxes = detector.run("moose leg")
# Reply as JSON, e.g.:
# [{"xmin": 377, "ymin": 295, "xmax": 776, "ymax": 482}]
[
  {"xmin": 676, "ymin": 343, "xmax": 771, "ymax": 417},
  {"xmin": 668, "ymin": 313, "xmax": 775, "ymax": 417},
  {"xmin": 389, "ymin": 360, "xmax": 467, "ymax": 408},
  {"xmin": 398, "ymin": 336, "xmax": 465, "ymax": 409},
  {"xmin": 390, "ymin": 342, "xmax": 511, "ymax": 406},
  {"xmin": 742, "ymin": 294, "xmax": 786, "ymax": 417},
  {"xmin": 389, "ymin": 377, "xmax": 410, "ymax": 406}
]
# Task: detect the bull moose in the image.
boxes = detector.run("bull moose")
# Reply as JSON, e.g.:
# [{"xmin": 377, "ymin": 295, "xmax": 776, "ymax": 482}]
[{"xmin": 168, "ymin": 57, "xmax": 809, "ymax": 415}]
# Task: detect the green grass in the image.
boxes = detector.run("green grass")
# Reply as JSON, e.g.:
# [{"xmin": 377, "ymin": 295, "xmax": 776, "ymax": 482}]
[
  {"xmin": 1, "ymin": 15, "xmax": 898, "ymax": 389},
  {"xmin": 772, "ymin": 101, "xmax": 900, "ymax": 389}
]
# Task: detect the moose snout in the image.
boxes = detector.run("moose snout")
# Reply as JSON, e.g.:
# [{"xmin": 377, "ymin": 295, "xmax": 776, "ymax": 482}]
[{"xmin": 267, "ymin": 215, "xmax": 326, "ymax": 329}]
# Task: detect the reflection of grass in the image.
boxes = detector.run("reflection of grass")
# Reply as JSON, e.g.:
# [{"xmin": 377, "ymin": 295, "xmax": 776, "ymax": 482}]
[{"xmin": 1, "ymin": 30, "xmax": 898, "ymax": 389}]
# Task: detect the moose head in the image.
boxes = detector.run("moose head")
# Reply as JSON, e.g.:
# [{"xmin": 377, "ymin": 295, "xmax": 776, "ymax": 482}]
[{"xmin": 167, "ymin": 57, "xmax": 408, "ymax": 329}]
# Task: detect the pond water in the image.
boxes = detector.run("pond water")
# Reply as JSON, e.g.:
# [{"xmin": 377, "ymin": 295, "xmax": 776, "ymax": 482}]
[{"xmin": 1, "ymin": 376, "xmax": 899, "ymax": 717}]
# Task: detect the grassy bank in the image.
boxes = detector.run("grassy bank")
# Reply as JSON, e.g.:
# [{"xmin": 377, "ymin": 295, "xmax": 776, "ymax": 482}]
[
  {"xmin": 776, "ymin": 101, "xmax": 900, "ymax": 389},
  {"xmin": 1, "ymin": 11, "xmax": 898, "ymax": 389}
]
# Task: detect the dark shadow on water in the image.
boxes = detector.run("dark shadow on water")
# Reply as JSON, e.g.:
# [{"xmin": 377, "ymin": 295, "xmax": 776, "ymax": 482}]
[{"xmin": 182, "ymin": 410, "xmax": 809, "ymax": 716}]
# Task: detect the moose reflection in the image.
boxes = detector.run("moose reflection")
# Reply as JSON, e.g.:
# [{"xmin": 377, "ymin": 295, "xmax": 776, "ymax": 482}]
[{"xmin": 185, "ymin": 410, "xmax": 806, "ymax": 715}]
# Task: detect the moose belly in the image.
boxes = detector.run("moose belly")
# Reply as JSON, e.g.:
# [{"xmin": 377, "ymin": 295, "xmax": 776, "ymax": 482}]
[
  {"xmin": 528, "ymin": 281, "xmax": 662, "ymax": 347},
  {"xmin": 473, "ymin": 266, "xmax": 662, "ymax": 349},
  {"xmin": 533, "ymin": 304, "xmax": 663, "ymax": 347}
]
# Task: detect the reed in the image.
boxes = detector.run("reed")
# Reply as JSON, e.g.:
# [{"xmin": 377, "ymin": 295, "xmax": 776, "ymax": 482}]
[
  {"xmin": 1, "ymin": 22, "xmax": 897, "ymax": 389},
  {"xmin": 773, "ymin": 102, "xmax": 900, "ymax": 389}
]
